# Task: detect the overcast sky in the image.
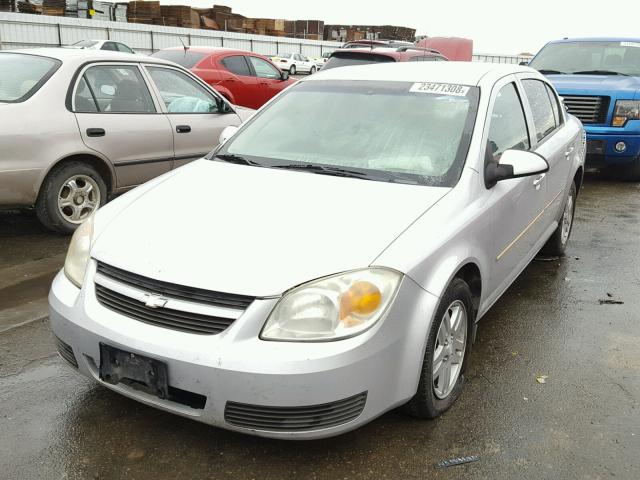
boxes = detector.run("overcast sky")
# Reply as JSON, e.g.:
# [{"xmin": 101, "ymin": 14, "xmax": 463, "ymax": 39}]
[{"xmin": 168, "ymin": 0, "xmax": 640, "ymax": 54}]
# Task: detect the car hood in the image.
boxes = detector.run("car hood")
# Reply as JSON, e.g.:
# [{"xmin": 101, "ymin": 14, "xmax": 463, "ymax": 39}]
[
  {"xmin": 92, "ymin": 160, "xmax": 449, "ymax": 297},
  {"xmin": 547, "ymin": 74, "xmax": 640, "ymax": 98}
]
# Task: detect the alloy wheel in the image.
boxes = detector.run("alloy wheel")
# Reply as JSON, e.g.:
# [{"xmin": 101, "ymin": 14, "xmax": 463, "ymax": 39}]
[
  {"xmin": 57, "ymin": 174, "xmax": 101, "ymax": 224},
  {"xmin": 433, "ymin": 300, "xmax": 467, "ymax": 399},
  {"xmin": 561, "ymin": 193, "xmax": 574, "ymax": 244}
]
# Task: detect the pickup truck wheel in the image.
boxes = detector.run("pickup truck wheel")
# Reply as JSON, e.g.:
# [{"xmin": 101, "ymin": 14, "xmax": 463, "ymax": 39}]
[
  {"xmin": 36, "ymin": 162, "xmax": 107, "ymax": 234},
  {"xmin": 289, "ymin": 65, "xmax": 296, "ymax": 75},
  {"xmin": 402, "ymin": 278, "xmax": 473, "ymax": 419},
  {"xmin": 540, "ymin": 182, "xmax": 576, "ymax": 256}
]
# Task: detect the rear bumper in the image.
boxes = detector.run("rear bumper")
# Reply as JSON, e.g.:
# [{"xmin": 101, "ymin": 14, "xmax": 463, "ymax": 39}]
[
  {"xmin": 0, "ymin": 167, "xmax": 42, "ymax": 207},
  {"xmin": 584, "ymin": 129, "xmax": 640, "ymax": 168},
  {"xmin": 48, "ymin": 264, "xmax": 439, "ymax": 439}
]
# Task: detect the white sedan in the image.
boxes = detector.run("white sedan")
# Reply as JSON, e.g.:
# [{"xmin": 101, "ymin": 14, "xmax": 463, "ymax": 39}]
[
  {"xmin": 270, "ymin": 52, "xmax": 317, "ymax": 75},
  {"xmin": 50, "ymin": 62, "xmax": 584, "ymax": 439}
]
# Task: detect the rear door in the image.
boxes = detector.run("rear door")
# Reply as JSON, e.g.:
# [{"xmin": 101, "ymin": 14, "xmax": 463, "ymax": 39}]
[
  {"xmin": 73, "ymin": 63, "xmax": 174, "ymax": 188},
  {"xmin": 518, "ymin": 76, "xmax": 573, "ymax": 229},
  {"xmin": 144, "ymin": 64, "xmax": 243, "ymax": 168},
  {"xmin": 246, "ymin": 55, "xmax": 287, "ymax": 106},
  {"xmin": 217, "ymin": 55, "xmax": 259, "ymax": 108}
]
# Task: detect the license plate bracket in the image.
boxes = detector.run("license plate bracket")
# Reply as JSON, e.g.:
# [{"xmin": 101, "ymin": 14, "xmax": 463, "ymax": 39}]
[{"xmin": 99, "ymin": 343, "xmax": 169, "ymax": 400}]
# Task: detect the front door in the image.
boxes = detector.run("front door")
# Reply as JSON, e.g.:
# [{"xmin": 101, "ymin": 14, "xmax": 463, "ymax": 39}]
[
  {"xmin": 73, "ymin": 63, "xmax": 174, "ymax": 189},
  {"xmin": 217, "ymin": 55, "xmax": 260, "ymax": 108},
  {"xmin": 484, "ymin": 80, "xmax": 548, "ymax": 298},
  {"xmin": 246, "ymin": 55, "xmax": 286, "ymax": 106},
  {"xmin": 144, "ymin": 65, "xmax": 243, "ymax": 168}
]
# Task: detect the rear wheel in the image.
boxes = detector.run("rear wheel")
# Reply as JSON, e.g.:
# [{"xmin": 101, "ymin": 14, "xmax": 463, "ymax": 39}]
[
  {"xmin": 403, "ymin": 278, "xmax": 473, "ymax": 419},
  {"xmin": 289, "ymin": 64, "xmax": 296, "ymax": 75},
  {"xmin": 36, "ymin": 162, "xmax": 107, "ymax": 234},
  {"xmin": 540, "ymin": 181, "xmax": 576, "ymax": 256}
]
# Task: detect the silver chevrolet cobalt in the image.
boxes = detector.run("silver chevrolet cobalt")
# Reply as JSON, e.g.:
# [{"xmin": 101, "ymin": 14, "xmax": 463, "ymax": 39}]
[{"xmin": 50, "ymin": 62, "xmax": 585, "ymax": 439}]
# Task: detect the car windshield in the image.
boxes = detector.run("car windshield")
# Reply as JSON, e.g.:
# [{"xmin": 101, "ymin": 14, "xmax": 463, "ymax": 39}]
[
  {"xmin": 323, "ymin": 53, "xmax": 396, "ymax": 70},
  {"xmin": 73, "ymin": 40, "xmax": 98, "ymax": 48},
  {"xmin": 530, "ymin": 41, "xmax": 640, "ymax": 76},
  {"xmin": 0, "ymin": 53, "xmax": 61, "ymax": 102},
  {"xmin": 215, "ymin": 80, "xmax": 479, "ymax": 187},
  {"xmin": 150, "ymin": 50, "xmax": 207, "ymax": 69}
]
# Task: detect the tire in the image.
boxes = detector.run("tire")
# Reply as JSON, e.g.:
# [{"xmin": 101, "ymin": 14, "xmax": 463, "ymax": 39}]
[
  {"xmin": 310, "ymin": 66, "xmax": 317, "ymax": 75},
  {"xmin": 36, "ymin": 161, "xmax": 107, "ymax": 234},
  {"xmin": 403, "ymin": 278, "xmax": 474, "ymax": 419},
  {"xmin": 540, "ymin": 181, "xmax": 577, "ymax": 257},
  {"xmin": 289, "ymin": 65, "xmax": 296, "ymax": 75}
]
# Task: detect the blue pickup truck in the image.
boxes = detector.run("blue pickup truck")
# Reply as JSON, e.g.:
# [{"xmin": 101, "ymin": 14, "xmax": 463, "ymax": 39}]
[{"xmin": 529, "ymin": 38, "xmax": 640, "ymax": 179}]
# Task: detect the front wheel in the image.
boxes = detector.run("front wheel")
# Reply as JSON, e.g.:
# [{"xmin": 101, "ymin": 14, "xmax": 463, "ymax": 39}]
[
  {"xmin": 403, "ymin": 278, "xmax": 473, "ymax": 419},
  {"xmin": 289, "ymin": 65, "xmax": 296, "ymax": 75},
  {"xmin": 310, "ymin": 66, "xmax": 317, "ymax": 74},
  {"xmin": 36, "ymin": 162, "xmax": 107, "ymax": 234},
  {"xmin": 540, "ymin": 181, "xmax": 576, "ymax": 256}
]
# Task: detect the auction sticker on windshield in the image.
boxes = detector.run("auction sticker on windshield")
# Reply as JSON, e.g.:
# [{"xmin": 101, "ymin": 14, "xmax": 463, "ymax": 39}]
[{"xmin": 410, "ymin": 82, "xmax": 470, "ymax": 96}]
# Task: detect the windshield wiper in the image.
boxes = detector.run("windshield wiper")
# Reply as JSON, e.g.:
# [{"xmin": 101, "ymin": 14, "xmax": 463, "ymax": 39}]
[
  {"xmin": 270, "ymin": 163, "xmax": 370, "ymax": 179},
  {"xmin": 214, "ymin": 154, "xmax": 263, "ymax": 167},
  {"xmin": 536, "ymin": 69, "xmax": 567, "ymax": 75},
  {"xmin": 572, "ymin": 70, "xmax": 629, "ymax": 76}
]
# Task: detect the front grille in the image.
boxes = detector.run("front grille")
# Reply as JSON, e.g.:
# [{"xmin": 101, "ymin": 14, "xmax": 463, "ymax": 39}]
[
  {"xmin": 95, "ymin": 284, "xmax": 236, "ymax": 335},
  {"xmin": 224, "ymin": 392, "xmax": 367, "ymax": 432},
  {"xmin": 54, "ymin": 335, "xmax": 78, "ymax": 368},
  {"xmin": 96, "ymin": 262, "xmax": 255, "ymax": 310},
  {"xmin": 562, "ymin": 95, "xmax": 610, "ymax": 124}
]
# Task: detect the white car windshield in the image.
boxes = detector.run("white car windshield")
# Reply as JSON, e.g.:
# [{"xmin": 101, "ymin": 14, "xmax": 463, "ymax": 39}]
[{"xmin": 215, "ymin": 80, "xmax": 479, "ymax": 187}]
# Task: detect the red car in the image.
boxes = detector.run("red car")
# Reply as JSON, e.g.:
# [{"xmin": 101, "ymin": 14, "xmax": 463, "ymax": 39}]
[
  {"xmin": 151, "ymin": 47, "xmax": 295, "ymax": 109},
  {"xmin": 322, "ymin": 46, "xmax": 448, "ymax": 71}
]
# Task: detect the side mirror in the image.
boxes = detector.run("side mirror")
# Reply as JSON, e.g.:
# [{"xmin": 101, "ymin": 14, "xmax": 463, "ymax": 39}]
[
  {"xmin": 219, "ymin": 125, "xmax": 239, "ymax": 145},
  {"xmin": 280, "ymin": 70, "xmax": 289, "ymax": 81},
  {"xmin": 485, "ymin": 150, "xmax": 549, "ymax": 188},
  {"xmin": 519, "ymin": 61, "xmax": 529, "ymax": 66}
]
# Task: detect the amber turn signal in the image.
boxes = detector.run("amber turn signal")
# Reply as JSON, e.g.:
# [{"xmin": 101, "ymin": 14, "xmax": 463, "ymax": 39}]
[{"xmin": 340, "ymin": 281, "xmax": 382, "ymax": 327}]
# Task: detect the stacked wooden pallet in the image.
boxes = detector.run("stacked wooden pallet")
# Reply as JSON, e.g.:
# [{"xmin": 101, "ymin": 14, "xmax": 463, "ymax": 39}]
[
  {"xmin": 0, "ymin": 0, "xmax": 16, "ymax": 12},
  {"xmin": 127, "ymin": 0, "xmax": 160, "ymax": 25},
  {"xmin": 41, "ymin": 0, "xmax": 65, "ymax": 16},
  {"xmin": 159, "ymin": 5, "xmax": 199, "ymax": 28},
  {"xmin": 17, "ymin": 0, "xmax": 42, "ymax": 14}
]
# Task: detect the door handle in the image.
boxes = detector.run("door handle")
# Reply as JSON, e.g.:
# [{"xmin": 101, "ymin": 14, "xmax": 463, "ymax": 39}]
[
  {"xmin": 176, "ymin": 125, "xmax": 191, "ymax": 133},
  {"xmin": 564, "ymin": 146, "xmax": 574, "ymax": 157},
  {"xmin": 86, "ymin": 128, "xmax": 105, "ymax": 137},
  {"xmin": 533, "ymin": 173, "xmax": 546, "ymax": 190}
]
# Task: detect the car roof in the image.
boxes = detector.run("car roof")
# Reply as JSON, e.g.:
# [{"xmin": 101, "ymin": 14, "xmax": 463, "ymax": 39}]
[
  {"xmin": 331, "ymin": 47, "xmax": 443, "ymax": 60},
  {"xmin": 2, "ymin": 47, "xmax": 174, "ymax": 66},
  {"xmin": 548, "ymin": 37, "xmax": 640, "ymax": 44},
  {"xmin": 305, "ymin": 61, "xmax": 536, "ymax": 86}
]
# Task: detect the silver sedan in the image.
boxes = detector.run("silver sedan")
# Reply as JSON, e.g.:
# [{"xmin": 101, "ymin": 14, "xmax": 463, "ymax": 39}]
[
  {"xmin": 0, "ymin": 48, "xmax": 253, "ymax": 233},
  {"xmin": 49, "ymin": 62, "xmax": 584, "ymax": 439}
]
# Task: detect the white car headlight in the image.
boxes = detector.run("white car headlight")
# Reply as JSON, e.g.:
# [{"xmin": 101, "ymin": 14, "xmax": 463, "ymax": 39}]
[
  {"xmin": 63, "ymin": 215, "xmax": 94, "ymax": 288},
  {"xmin": 261, "ymin": 268, "xmax": 403, "ymax": 342}
]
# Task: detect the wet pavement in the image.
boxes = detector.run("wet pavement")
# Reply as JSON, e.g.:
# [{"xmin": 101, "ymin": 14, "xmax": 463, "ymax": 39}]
[{"xmin": 1, "ymin": 176, "xmax": 639, "ymax": 479}]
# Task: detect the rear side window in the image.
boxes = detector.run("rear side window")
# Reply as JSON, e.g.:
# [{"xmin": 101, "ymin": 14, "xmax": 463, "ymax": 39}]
[
  {"xmin": 486, "ymin": 82, "xmax": 530, "ymax": 162},
  {"xmin": 221, "ymin": 55, "xmax": 252, "ymax": 76},
  {"xmin": 74, "ymin": 77, "xmax": 98, "ymax": 112},
  {"xmin": 0, "ymin": 53, "xmax": 61, "ymax": 102},
  {"xmin": 147, "ymin": 67, "xmax": 219, "ymax": 113},
  {"xmin": 81, "ymin": 65, "xmax": 155, "ymax": 113},
  {"xmin": 116, "ymin": 43, "xmax": 134, "ymax": 54},
  {"xmin": 323, "ymin": 53, "xmax": 395, "ymax": 71},
  {"xmin": 150, "ymin": 50, "xmax": 207, "ymax": 69},
  {"xmin": 101, "ymin": 42, "xmax": 118, "ymax": 52},
  {"xmin": 545, "ymin": 83, "xmax": 563, "ymax": 125},
  {"xmin": 522, "ymin": 79, "xmax": 557, "ymax": 142}
]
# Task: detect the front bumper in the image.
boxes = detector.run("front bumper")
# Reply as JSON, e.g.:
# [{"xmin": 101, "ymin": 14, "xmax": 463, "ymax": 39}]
[
  {"xmin": 584, "ymin": 128, "xmax": 640, "ymax": 168},
  {"xmin": 49, "ymin": 263, "xmax": 438, "ymax": 439}
]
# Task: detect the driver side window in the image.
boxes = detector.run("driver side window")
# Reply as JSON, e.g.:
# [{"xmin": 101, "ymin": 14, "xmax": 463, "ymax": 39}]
[
  {"xmin": 147, "ymin": 66, "xmax": 219, "ymax": 113},
  {"xmin": 486, "ymin": 82, "xmax": 530, "ymax": 163}
]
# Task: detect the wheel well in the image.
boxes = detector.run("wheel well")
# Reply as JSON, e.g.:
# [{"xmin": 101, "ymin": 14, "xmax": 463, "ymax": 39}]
[
  {"xmin": 573, "ymin": 167, "xmax": 584, "ymax": 196},
  {"xmin": 46, "ymin": 154, "xmax": 114, "ymax": 193},
  {"xmin": 454, "ymin": 263, "xmax": 482, "ymax": 316}
]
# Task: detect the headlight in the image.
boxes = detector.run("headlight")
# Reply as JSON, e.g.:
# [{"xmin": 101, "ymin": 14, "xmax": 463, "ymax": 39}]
[
  {"xmin": 261, "ymin": 268, "xmax": 403, "ymax": 342},
  {"xmin": 613, "ymin": 100, "xmax": 640, "ymax": 127},
  {"xmin": 63, "ymin": 215, "xmax": 94, "ymax": 288}
]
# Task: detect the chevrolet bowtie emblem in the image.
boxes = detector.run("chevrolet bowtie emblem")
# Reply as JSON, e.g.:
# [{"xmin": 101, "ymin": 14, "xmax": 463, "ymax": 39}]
[{"xmin": 144, "ymin": 293, "xmax": 168, "ymax": 309}]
